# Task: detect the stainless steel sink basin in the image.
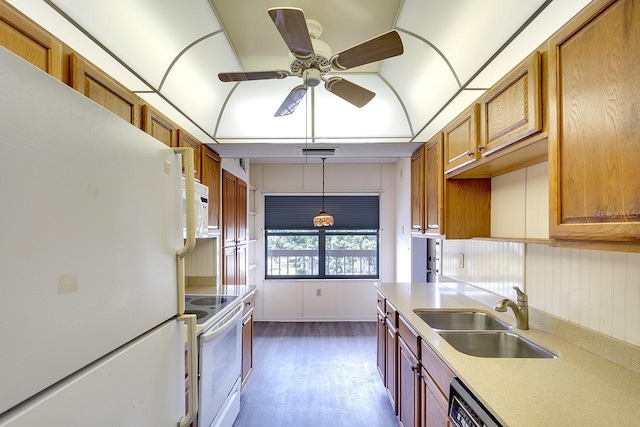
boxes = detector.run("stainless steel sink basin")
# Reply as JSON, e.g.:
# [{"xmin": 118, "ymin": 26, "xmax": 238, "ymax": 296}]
[
  {"xmin": 413, "ymin": 309, "xmax": 511, "ymax": 331},
  {"xmin": 437, "ymin": 331, "xmax": 557, "ymax": 359}
]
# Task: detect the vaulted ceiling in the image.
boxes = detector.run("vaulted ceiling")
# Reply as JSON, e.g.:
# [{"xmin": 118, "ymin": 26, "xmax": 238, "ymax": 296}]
[{"xmin": 8, "ymin": 0, "xmax": 591, "ymax": 162}]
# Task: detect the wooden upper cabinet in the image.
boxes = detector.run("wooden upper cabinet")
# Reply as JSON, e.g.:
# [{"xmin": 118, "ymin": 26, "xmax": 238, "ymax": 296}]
[
  {"xmin": 223, "ymin": 170, "xmax": 247, "ymax": 246},
  {"xmin": 70, "ymin": 53, "xmax": 140, "ymax": 125},
  {"xmin": 410, "ymin": 146, "xmax": 425, "ymax": 232},
  {"xmin": 424, "ymin": 134, "xmax": 444, "ymax": 235},
  {"xmin": 141, "ymin": 104, "xmax": 177, "ymax": 148},
  {"xmin": 548, "ymin": 0, "xmax": 640, "ymax": 247},
  {"xmin": 443, "ymin": 103, "xmax": 480, "ymax": 174},
  {"xmin": 0, "ymin": 2, "xmax": 64, "ymax": 81},
  {"xmin": 176, "ymin": 129, "xmax": 201, "ymax": 181},
  {"xmin": 479, "ymin": 51, "xmax": 542, "ymax": 157},
  {"xmin": 201, "ymin": 145, "xmax": 221, "ymax": 230}
]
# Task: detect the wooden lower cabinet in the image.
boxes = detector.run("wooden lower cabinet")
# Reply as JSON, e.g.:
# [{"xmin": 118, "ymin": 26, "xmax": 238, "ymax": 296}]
[
  {"xmin": 421, "ymin": 340, "xmax": 455, "ymax": 427},
  {"xmin": 241, "ymin": 290, "xmax": 255, "ymax": 387},
  {"xmin": 421, "ymin": 369, "xmax": 450, "ymax": 427},
  {"xmin": 398, "ymin": 336, "xmax": 420, "ymax": 427},
  {"xmin": 384, "ymin": 303, "xmax": 398, "ymax": 413},
  {"xmin": 376, "ymin": 307, "xmax": 386, "ymax": 381},
  {"xmin": 398, "ymin": 316, "xmax": 421, "ymax": 427}
]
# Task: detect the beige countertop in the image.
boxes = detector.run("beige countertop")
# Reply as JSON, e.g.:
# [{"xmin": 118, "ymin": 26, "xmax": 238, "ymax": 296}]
[{"xmin": 377, "ymin": 281, "xmax": 640, "ymax": 427}]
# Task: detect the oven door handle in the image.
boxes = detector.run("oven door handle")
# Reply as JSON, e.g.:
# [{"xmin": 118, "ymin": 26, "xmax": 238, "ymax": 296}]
[{"xmin": 203, "ymin": 304, "xmax": 243, "ymax": 343}]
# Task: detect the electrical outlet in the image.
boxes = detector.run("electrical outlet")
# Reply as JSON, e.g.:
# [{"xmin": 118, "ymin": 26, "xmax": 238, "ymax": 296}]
[
  {"xmin": 458, "ymin": 253, "xmax": 465, "ymax": 268},
  {"xmin": 316, "ymin": 288, "xmax": 322, "ymax": 297}
]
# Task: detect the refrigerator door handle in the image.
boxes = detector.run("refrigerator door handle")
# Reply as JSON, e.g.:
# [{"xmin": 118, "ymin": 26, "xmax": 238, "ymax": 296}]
[
  {"xmin": 174, "ymin": 147, "xmax": 197, "ymax": 316},
  {"xmin": 175, "ymin": 147, "xmax": 197, "ymax": 259},
  {"xmin": 177, "ymin": 314, "xmax": 198, "ymax": 427}
]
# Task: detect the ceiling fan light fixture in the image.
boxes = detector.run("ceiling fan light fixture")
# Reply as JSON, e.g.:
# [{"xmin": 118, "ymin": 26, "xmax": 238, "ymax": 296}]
[{"xmin": 303, "ymin": 68, "xmax": 322, "ymax": 87}]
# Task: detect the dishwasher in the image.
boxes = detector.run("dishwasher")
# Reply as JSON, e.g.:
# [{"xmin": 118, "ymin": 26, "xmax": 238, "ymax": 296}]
[{"xmin": 449, "ymin": 378, "xmax": 503, "ymax": 427}]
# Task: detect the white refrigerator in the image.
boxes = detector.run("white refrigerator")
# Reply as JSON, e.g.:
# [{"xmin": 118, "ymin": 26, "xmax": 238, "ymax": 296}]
[{"xmin": 0, "ymin": 46, "xmax": 197, "ymax": 426}]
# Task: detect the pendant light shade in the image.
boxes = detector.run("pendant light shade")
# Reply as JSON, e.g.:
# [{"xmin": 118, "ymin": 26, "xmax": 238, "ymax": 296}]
[{"xmin": 313, "ymin": 158, "xmax": 334, "ymax": 227}]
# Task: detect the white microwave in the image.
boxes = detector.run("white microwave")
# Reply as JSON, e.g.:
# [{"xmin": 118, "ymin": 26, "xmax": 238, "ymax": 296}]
[{"xmin": 182, "ymin": 177, "xmax": 209, "ymax": 238}]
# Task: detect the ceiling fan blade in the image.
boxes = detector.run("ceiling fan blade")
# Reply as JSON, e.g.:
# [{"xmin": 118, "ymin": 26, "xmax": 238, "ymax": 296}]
[
  {"xmin": 330, "ymin": 30, "xmax": 403, "ymax": 70},
  {"xmin": 218, "ymin": 70, "xmax": 289, "ymax": 82},
  {"xmin": 275, "ymin": 85, "xmax": 307, "ymax": 117},
  {"xmin": 268, "ymin": 7, "xmax": 314, "ymax": 59},
  {"xmin": 324, "ymin": 78, "xmax": 375, "ymax": 108}
]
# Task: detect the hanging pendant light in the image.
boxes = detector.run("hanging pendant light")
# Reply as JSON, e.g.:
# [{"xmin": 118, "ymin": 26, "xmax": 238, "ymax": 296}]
[{"xmin": 313, "ymin": 158, "xmax": 334, "ymax": 227}]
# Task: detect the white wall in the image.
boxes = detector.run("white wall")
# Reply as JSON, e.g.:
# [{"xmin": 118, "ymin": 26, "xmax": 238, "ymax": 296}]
[
  {"xmin": 249, "ymin": 162, "xmax": 398, "ymax": 321},
  {"xmin": 395, "ymin": 157, "xmax": 412, "ymax": 282}
]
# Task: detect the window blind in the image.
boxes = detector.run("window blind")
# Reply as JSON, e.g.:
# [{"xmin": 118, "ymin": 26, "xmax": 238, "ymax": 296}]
[{"xmin": 265, "ymin": 195, "xmax": 380, "ymax": 230}]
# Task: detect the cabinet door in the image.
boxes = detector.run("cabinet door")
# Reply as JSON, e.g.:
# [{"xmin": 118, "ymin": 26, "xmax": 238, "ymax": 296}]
[
  {"xmin": 141, "ymin": 104, "xmax": 177, "ymax": 148},
  {"xmin": 376, "ymin": 308, "xmax": 386, "ymax": 382},
  {"xmin": 177, "ymin": 130, "xmax": 201, "ymax": 182},
  {"xmin": 478, "ymin": 51, "xmax": 542, "ymax": 157},
  {"xmin": 222, "ymin": 171, "xmax": 238, "ymax": 247},
  {"xmin": 201, "ymin": 146, "xmax": 221, "ymax": 230},
  {"xmin": 443, "ymin": 104, "xmax": 480, "ymax": 174},
  {"xmin": 411, "ymin": 146, "xmax": 425, "ymax": 231},
  {"xmin": 385, "ymin": 322, "xmax": 398, "ymax": 413},
  {"xmin": 236, "ymin": 244, "xmax": 247, "ymax": 286},
  {"xmin": 70, "ymin": 53, "xmax": 140, "ymax": 126},
  {"xmin": 0, "ymin": 2, "xmax": 64, "ymax": 81},
  {"xmin": 222, "ymin": 246, "xmax": 237, "ymax": 286},
  {"xmin": 398, "ymin": 337, "xmax": 420, "ymax": 427},
  {"xmin": 548, "ymin": 0, "xmax": 640, "ymax": 246},
  {"xmin": 241, "ymin": 310, "xmax": 253, "ymax": 386},
  {"xmin": 425, "ymin": 134, "xmax": 444, "ymax": 235},
  {"xmin": 236, "ymin": 178, "xmax": 248, "ymax": 244},
  {"xmin": 423, "ymin": 371, "xmax": 451, "ymax": 427}
]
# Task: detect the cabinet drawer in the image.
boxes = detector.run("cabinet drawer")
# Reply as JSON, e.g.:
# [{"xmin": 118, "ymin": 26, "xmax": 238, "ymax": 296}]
[
  {"xmin": 242, "ymin": 291, "xmax": 255, "ymax": 316},
  {"xmin": 384, "ymin": 301, "xmax": 398, "ymax": 328},
  {"xmin": 398, "ymin": 316, "xmax": 420, "ymax": 358},
  {"xmin": 376, "ymin": 291, "xmax": 385, "ymax": 312},
  {"xmin": 421, "ymin": 340, "xmax": 454, "ymax": 396}
]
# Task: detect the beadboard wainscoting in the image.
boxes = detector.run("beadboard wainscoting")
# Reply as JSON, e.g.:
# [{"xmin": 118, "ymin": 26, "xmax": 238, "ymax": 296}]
[
  {"xmin": 442, "ymin": 239, "xmax": 525, "ymax": 297},
  {"xmin": 442, "ymin": 240, "xmax": 640, "ymax": 348},
  {"xmin": 527, "ymin": 244, "xmax": 640, "ymax": 347}
]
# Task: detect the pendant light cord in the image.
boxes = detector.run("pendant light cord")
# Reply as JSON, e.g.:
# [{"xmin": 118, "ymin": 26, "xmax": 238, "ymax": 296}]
[{"xmin": 321, "ymin": 157, "xmax": 326, "ymax": 210}]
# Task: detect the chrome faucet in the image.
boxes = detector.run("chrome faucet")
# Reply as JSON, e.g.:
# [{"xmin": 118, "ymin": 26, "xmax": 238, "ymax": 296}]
[{"xmin": 494, "ymin": 286, "xmax": 529, "ymax": 330}]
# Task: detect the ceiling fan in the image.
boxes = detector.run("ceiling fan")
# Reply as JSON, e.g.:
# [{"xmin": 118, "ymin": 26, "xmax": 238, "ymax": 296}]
[{"xmin": 218, "ymin": 7, "xmax": 404, "ymax": 117}]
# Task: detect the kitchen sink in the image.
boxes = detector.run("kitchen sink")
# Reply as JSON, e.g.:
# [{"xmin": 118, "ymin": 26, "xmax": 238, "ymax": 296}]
[
  {"xmin": 437, "ymin": 331, "xmax": 557, "ymax": 359},
  {"xmin": 413, "ymin": 309, "xmax": 511, "ymax": 331}
]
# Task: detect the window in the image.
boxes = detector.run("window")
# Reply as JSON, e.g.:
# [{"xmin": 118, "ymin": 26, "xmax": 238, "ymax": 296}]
[{"xmin": 264, "ymin": 195, "xmax": 379, "ymax": 279}]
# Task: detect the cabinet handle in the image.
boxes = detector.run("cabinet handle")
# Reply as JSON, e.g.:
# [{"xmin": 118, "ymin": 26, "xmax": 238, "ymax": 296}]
[
  {"xmin": 467, "ymin": 151, "xmax": 475, "ymax": 156},
  {"xmin": 478, "ymin": 145, "xmax": 486, "ymax": 151}
]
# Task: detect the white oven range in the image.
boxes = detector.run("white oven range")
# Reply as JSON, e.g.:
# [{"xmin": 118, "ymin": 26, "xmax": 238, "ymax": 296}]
[{"xmin": 185, "ymin": 295, "xmax": 243, "ymax": 427}]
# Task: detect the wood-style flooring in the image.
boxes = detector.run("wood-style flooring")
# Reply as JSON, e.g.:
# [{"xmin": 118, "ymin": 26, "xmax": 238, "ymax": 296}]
[{"xmin": 233, "ymin": 321, "xmax": 399, "ymax": 427}]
